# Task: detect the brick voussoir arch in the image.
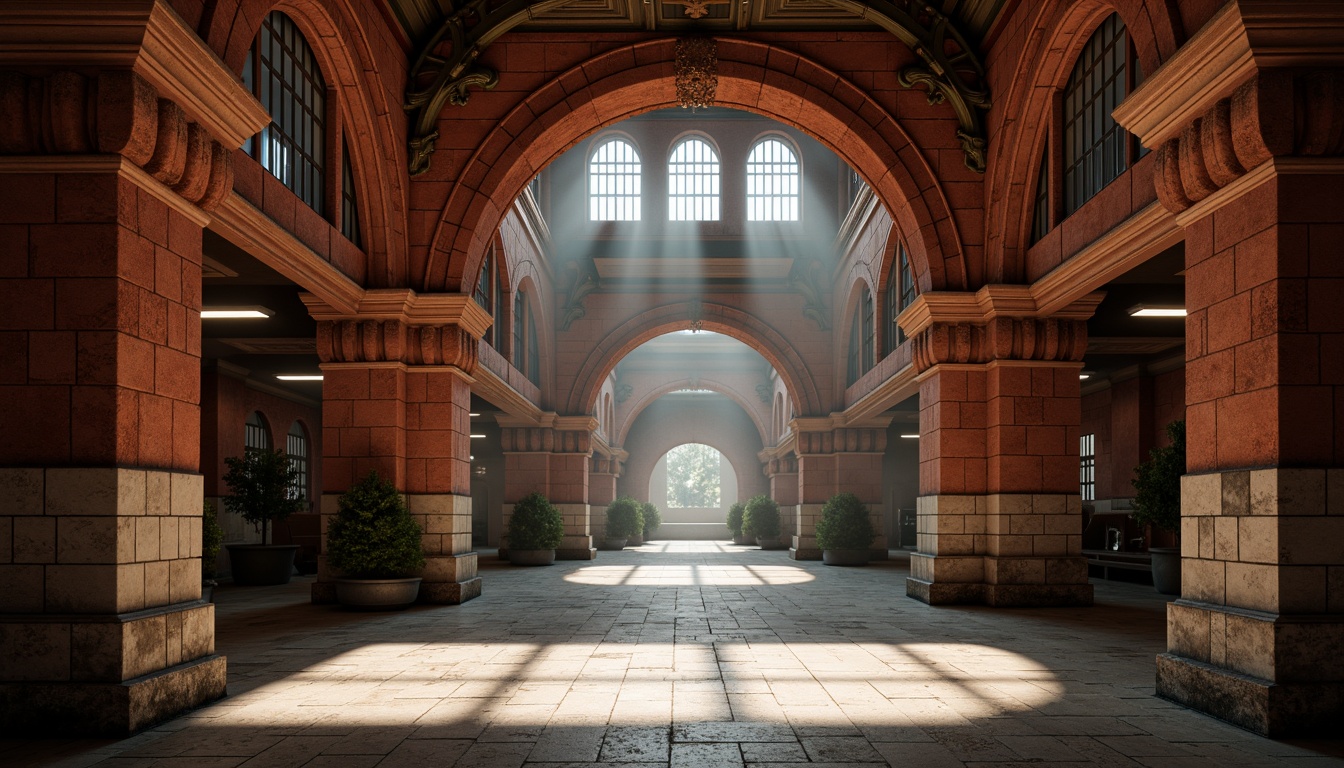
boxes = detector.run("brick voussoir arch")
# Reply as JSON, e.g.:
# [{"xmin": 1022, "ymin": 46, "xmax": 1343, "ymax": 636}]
[
  {"xmin": 984, "ymin": 0, "xmax": 1183, "ymax": 282},
  {"xmin": 617, "ymin": 379, "xmax": 772, "ymax": 448},
  {"xmin": 565, "ymin": 303, "xmax": 824, "ymax": 417},
  {"xmin": 203, "ymin": 0, "xmax": 411, "ymax": 286},
  {"xmin": 426, "ymin": 37, "xmax": 968, "ymax": 298}
]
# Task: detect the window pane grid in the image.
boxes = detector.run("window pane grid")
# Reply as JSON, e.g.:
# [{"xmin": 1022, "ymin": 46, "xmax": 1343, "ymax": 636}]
[
  {"xmin": 474, "ymin": 246, "xmax": 495, "ymax": 346},
  {"xmin": 287, "ymin": 424, "xmax": 308, "ymax": 504},
  {"xmin": 746, "ymin": 138, "xmax": 799, "ymax": 221},
  {"xmin": 1031, "ymin": 156, "xmax": 1049, "ymax": 243},
  {"xmin": 1063, "ymin": 14, "xmax": 1128, "ymax": 216},
  {"xmin": 250, "ymin": 12, "xmax": 326, "ymax": 215},
  {"xmin": 1080, "ymin": 433, "xmax": 1096, "ymax": 502},
  {"xmin": 245, "ymin": 412, "xmax": 269, "ymax": 452},
  {"xmin": 341, "ymin": 143, "xmax": 360, "ymax": 247},
  {"xmin": 589, "ymin": 139, "xmax": 641, "ymax": 221},
  {"xmin": 861, "ymin": 288, "xmax": 874, "ymax": 373},
  {"xmin": 668, "ymin": 138, "xmax": 720, "ymax": 221}
]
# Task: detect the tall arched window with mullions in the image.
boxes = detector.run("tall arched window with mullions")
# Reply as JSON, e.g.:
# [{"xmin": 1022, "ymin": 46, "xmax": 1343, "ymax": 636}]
[
  {"xmin": 668, "ymin": 137, "xmax": 720, "ymax": 221},
  {"xmin": 514, "ymin": 291, "xmax": 540, "ymax": 388},
  {"xmin": 847, "ymin": 287, "xmax": 874, "ymax": 387},
  {"xmin": 286, "ymin": 422, "xmax": 309, "ymax": 506},
  {"xmin": 883, "ymin": 244, "xmax": 915, "ymax": 357},
  {"xmin": 746, "ymin": 137, "xmax": 800, "ymax": 222},
  {"xmin": 244, "ymin": 411, "xmax": 270, "ymax": 452},
  {"xmin": 1062, "ymin": 13, "xmax": 1143, "ymax": 216},
  {"xmin": 242, "ymin": 12, "xmax": 327, "ymax": 214},
  {"xmin": 473, "ymin": 243, "xmax": 502, "ymax": 347},
  {"xmin": 589, "ymin": 138, "xmax": 641, "ymax": 221}
]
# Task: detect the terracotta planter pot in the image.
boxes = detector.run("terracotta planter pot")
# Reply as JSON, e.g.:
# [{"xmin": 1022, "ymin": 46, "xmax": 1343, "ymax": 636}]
[
  {"xmin": 335, "ymin": 577, "xmax": 422, "ymax": 609},
  {"xmin": 510, "ymin": 549, "xmax": 556, "ymax": 566},
  {"xmin": 822, "ymin": 549, "xmax": 870, "ymax": 566},
  {"xmin": 226, "ymin": 544, "xmax": 299, "ymax": 586},
  {"xmin": 1149, "ymin": 547, "xmax": 1182, "ymax": 595}
]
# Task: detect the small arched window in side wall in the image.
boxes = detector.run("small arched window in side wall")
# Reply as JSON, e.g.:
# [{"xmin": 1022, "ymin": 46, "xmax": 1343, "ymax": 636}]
[
  {"xmin": 245, "ymin": 411, "xmax": 270, "ymax": 452},
  {"xmin": 474, "ymin": 243, "xmax": 500, "ymax": 347},
  {"xmin": 341, "ymin": 142, "xmax": 361, "ymax": 247},
  {"xmin": 514, "ymin": 291, "xmax": 540, "ymax": 388},
  {"xmin": 848, "ymin": 287, "xmax": 874, "ymax": 387},
  {"xmin": 746, "ymin": 137, "xmax": 800, "ymax": 222},
  {"xmin": 1062, "ymin": 13, "xmax": 1138, "ymax": 217},
  {"xmin": 242, "ymin": 12, "xmax": 326, "ymax": 214},
  {"xmin": 287, "ymin": 422, "xmax": 309, "ymax": 504},
  {"xmin": 883, "ymin": 244, "xmax": 915, "ymax": 357},
  {"xmin": 668, "ymin": 137, "xmax": 720, "ymax": 221},
  {"xmin": 589, "ymin": 138, "xmax": 641, "ymax": 221}
]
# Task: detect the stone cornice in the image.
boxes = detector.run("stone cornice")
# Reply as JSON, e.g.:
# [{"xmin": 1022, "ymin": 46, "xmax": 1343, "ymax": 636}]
[
  {"xmin": 302, "ymin": 289, "xmax": 493, "ymax": 340},
  {"xmin": 472, "ymin": 364, "xmax": 544, "ymax": 423},
  {"xmin": 1114, "ymin": 0, "xmax": 1344, "ymax": 150},
  {"xmin": 898, "ymin": 285, "xmax": 1104, "ymax": 339},
  {"xmin": 0, "ymin": 0, "xmax": 268, "ymax": 148},
  {"xmin": 214, "ymin": 193, "xmax": 363, "ymax": 314}
]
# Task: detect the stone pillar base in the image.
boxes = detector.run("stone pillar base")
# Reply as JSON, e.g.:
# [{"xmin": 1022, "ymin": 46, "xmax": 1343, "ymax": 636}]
[
  {"xmin": 789, "ymin": 543, "xmax": 821, "ymax": 561},
  {"xmin": 557, "ymin": 547, "xmax": 598, "ymax": 560},
  {"xmin": 421, "ymin": 552, "xmax": 480, "ymax": 604},
  {"xmin": 422, "ymin": 577, "xmax": 482, "ymax": 604},
  {"xmin": 0, "ymin": 654, "xmax": 226, "ymax": 737},
  {"xmin": 906, "ymin": 578, "xmax": 985, "ymax": 605},
  {"xmin": 1156, "ymin": 653, "xmax": 1344, "ymax": 737}
]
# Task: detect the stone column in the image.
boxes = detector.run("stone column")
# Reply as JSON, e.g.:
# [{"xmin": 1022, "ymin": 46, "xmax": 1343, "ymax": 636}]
[
  {"xmin": 791, "ymin": 424, "xmax": 889, "ymax": 561},
  {"xmin": 501, "ymin": 418, "xmax": 598, "ymax": 559},
  {"xmin": 304, "ymin": 292, "xmax": 491, "ymax": 605},
  {"xmin": 0, "ymin": 3, "xmax": 268, "ymax": 735},
  {"xmin": 764, "ymin": 454, "xmax": 798, "ymax": 545},
  {"xmin": 587, "ymin": 453, "xmax": 622, "ymax": 542},
  {"xmin": 1113, "ymin": 2, "xmax": 1344, "ymax": 736},
  {"xmin": 901, "ymin": 294, "xmax": 1101, "ymax": 607}
]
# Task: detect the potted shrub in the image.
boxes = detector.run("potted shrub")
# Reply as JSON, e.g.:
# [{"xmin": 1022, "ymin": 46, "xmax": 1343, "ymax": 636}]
[
  {"xmin": 602, "ymin": 496, "xmax": 642, "ymax": 550},
  {"xmin": 815, "ymin": 492, "xmax": 874, "ymax": 566},
  {"xmin": 1133, "ymin": 420, "xmax": 1185, "ymax": 595},
  {"xmin": 641, "ymin": 502, "xmax": 661, "ymax": 542},
  {"xmin": 727, "ymin": 501, "xmax": 750, "ymax": 545},
  {"xmin": 222, "ymin": 448, "xmax": 303, "ymax": 585},
  {"xmin": 201, "ymin": 501, "xmax": 224, "ymax": 601},
  {"xmin": 744, "ymin": 494, "xmax": 783, "ymax": 549},
  {"xmin": 508, "ymin": 492, "xmax": 565, "ymax": 566},
  {"xmin": 326, "ymin": 471, "xmax": 426, "ymax": 608}
]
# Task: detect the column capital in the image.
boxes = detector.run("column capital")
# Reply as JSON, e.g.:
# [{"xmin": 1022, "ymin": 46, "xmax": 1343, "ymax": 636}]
[
  {"xmin": 304, "ymin": 290, "xmax": 492, "ymax": 370},
  {"xmin": 910, "ymin": 317, "xmax": 1090, "ymax": 373}
]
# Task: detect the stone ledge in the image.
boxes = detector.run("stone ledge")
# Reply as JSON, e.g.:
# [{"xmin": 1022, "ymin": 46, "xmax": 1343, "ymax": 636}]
[
  {"xmin": 420, "ymin": 577, "xmax": 481, "ymax": 605},
  {"xmin": 556, "ymin": 547, "xmax": 597, "ymax": 561},
  {"xmin": 0, "ymin": 653, "xmax": 226, "ymax": 737},
  {"xmin": 1156, "ymin": 653, "xmax": 1344, "ymax": 738},
  {"xmin": 789, "ymin": 547, "xmax": 822, "ymax": 561},
  {"xmin": 984, "ymin": 583, "xmax": 1093, "ymax": 607},
  {"xmin": 906, "ymin": 578, "xmax": 985, "ymax": 605}
]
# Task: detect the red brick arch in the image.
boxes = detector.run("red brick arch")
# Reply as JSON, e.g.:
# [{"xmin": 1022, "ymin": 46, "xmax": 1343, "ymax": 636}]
[
  {"xmin": 200, "ymin": 0, "xmax": 410, "ymax": 286},
  {"xmin": 565, "ymin": 302, "xmax": 824, "ymax": 417},
  {"xmin": 983, "ymin": 0, "xmax": 1183, "ymax": 282},
  {"xmin": 616, "ymin": 378, "xmax": 771, "ymax": 448},
  {"xmin": 425, "ymin": 37, "xmax": 968, "ymax": 299}
]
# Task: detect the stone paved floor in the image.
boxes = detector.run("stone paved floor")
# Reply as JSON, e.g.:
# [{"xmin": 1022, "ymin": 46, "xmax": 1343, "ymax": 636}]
[{"xmin": 6, "ymin": 542, "xmax": 1344, "ymax": 767}]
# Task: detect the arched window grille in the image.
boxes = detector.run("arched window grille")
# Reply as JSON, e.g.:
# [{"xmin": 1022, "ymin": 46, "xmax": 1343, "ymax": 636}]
[
  {"xmin": 668, "ymin": 137, "xmax": 720, "ymax": 221},
  {"xmin": 514, "ymin": 292, "xmax": 541, "ymax": 387},
  {"xmin": 242, "ymin": 12, "xmax": 326, "ymax": 214},
  {"xmin": 847, "ymin": 287, "xmax": 874, "ymax": 387},
  {"xmin": 287, "ymin": 422, "xmax": 309, "ymax": 504},
  {"xmin": 746, "ymin": 138, "xmax": 800, "ymax": 221},
  {"xmin": 474, "ymin": 244, "xmax": 501, "ymax": 346},
  {"xmin": 589, "ymin": 138, "xmax": 641, "ymax": 221},
  {"xmin": 1031, "ymin": 156, "xmax": 1049, "ymax": 243},
  {"xmin": 1063, "ymin": 13, "xmax": 1131, "ymax": 216},
  {"xmin": 341, "ymin": 142, "xmax": 361, "ymax": 246},
  {"xmin": 245, "ymin": 411, "xmax": 270, "ymax": 452}
]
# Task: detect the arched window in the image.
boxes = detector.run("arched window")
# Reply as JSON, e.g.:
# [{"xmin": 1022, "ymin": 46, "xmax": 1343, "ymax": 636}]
[
  {"xmin": 668, "ymin": 137, "xmax": 720, "ymax": 221},
  {"xmin": 341, "ymin": 142, "xmax": 361, "ymax": 246},
  {"xmin": 746, "ymin": 137, "xmax": 800, "ymax": 221},
  {"xmin": 883, "ymin": 244, "xmax": 915, "ymax": 356},
  {"xmin": 242, "ymin": 12, "xmax": 326, "ymax": 214},
  {"xmin": 1030, "ymin": 156, "xmax": 1049, "ymax": 244},
  {"xmin": 514, "ymin": 291, "xmax": 540, "ymax": 387},
  {"xmin": 589, "ymin": 138, "xmax": 641, "ymax": 221},
  {"xmin": 847, "ymin": 287, "xmax": 874, "ymax": 387},
  {"xmin": 1063, "ymin": 13, "xmax": 1135, "ymax": 216},
  {"xmin": 287, "ymin": 422, "xmax": 309, "ymax": 504},
  {"xmin": 244, "ymin": 411, "xmax": 270, "ymax": 452},
  {"xmin": 474, "ymin": 243, "xmax": 501, "ymax": 346}
]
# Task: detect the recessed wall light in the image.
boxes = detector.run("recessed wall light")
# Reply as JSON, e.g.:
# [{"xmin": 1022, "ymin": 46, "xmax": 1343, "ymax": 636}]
[
  {"xmin": 900, "ymin": 434, "xmax": 919, "ymax": 439},
  {"xmin": 470, "ymin": 434, "xmax": 486, "ymax": 439},
  {"xmin": 276, "ymin": 374, "xmax": 323, "ymax": 381},
  {"xmin": 469, "ymin": 412, "xmax": 481, "ymax": 417},
  {"xmin": 1127, "ymin": 304, "xmax": 1186, "ymax": 317},
  {"xmin": 201, "ymin": 306, "xmax": 273, "ymax": 319},
  {"xmin": 1079, "ymin": 373, "xmax": 1091, "ymax": 380}
]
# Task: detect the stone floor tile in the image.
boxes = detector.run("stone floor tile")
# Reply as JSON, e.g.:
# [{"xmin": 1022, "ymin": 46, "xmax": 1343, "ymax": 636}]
[
  {"xmin": 672, "ymin": 722, "xmax": 794, "ymax": 743},
  {"xmin": 527, "ymin": 726, "xmax": 607, "ymax": 763},
  {"xmin": 373, "ymin": 738, "xmax": 472, "ymax": 767},
  {"xmin": 738, "ymin": 742, "xmax": 807, "ymax": 762},
  {"xmin": 670, "ymin": 742, "xmax": 743, "ymax": 767},
  {"xmin": 450, "ymin": 740, "xmax": 532, "ymax": 768},
  {"xmin": 599, "ymin": 727, "xmax": 671, "ymax": 762},
  {"xmin": 799, "ymin": 736, "xmax": 884, "ymax": 762}
]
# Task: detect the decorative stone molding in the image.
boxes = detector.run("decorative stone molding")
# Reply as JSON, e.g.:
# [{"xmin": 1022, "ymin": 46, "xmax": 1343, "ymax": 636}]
[
  {"xmin": 0, "ymin": 0, "xmax": 268, "ymax": 149},
  {"xmin": 303, "ymin": 289, "xmax": 492, "ymax": 370},
  {"xmin": 0, "ymin": 70, "xmax": 235, "ymax": 211},
  {"xmin": 500, "ymin": 427, "xmax": 593, "ymax": 454},
  {"xmin": 910, "ymin": 317, "xmax": 1089, "ymax": 373},
  {"xmin": 765, "ymin": 456, "xmax": 798, "ymax": 476},
  {"xmin": 795, "ymin": 428, "xmax": 887, "ymax": 455}
]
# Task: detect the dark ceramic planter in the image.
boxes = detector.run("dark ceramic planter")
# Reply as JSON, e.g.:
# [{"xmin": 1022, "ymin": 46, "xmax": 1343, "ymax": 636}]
[
  {"xmin": 731, "ymin": 535, "xmax": 753, "ymax": 545},
  {"xmin": 756, "ymin": 535, "xmax": 784, "ymax": 550},
  {"xmin": 1149, "ymin": 547, "xmax": 1182, "ymax": 595},
  {"xmin": 822, "ymin": 549, "xmax": 870, "ymax": 566},
  {"xmin": 510, "ymin": 549, "xmax": 557, "ymax": 566},
  {"xmin": 226, "ymin": 544, "xmax": 299, "ymax": 586},
  {"xmin": 335, "ymin": 577, "xmax": 422, "ymax": 609},
  {"xmin": 599, "ymin": 537, "xmax": 628, "ymax": 551}
]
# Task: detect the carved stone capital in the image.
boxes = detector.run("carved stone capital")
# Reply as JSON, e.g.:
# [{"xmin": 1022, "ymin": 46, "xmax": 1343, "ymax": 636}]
[
  {"xmin": 910, "ymin": 317, "xmax": 1088, "ymax": 373},
  {"xmin": 305, "ymin": 289, "xmax": 493, "ymax": 370},
  {"xmin": 0, "ymin": 70, "xmax": 234, "ymax": 210},
  {"xmin": 501, "ymin": 427, "xmax": 593, "ymax": 455},
  {"xmin": 796, "ymin": 428, "xmax": 887, "ymax": 456},
  {"xmin": 766, "ymin": 456, "xmax": 798, "ymax": 476}
]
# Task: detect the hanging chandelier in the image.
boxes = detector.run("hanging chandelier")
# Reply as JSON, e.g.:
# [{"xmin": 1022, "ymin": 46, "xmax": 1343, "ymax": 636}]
[{"xmin": 675, "ymin": 37, "xmax": 717, "ymax": 110}]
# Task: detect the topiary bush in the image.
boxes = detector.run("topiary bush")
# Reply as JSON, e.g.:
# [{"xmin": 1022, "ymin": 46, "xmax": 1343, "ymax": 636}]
[
  {"xmin": 1133, "ymin": 420, "xmax": 1185, "ymax": 536},
  {"xmin": 605, "ymin": 496, "xmax": 643, "ymax": 539},
  {"xmin": 743, "ymin": 494, "xmax": 781, "ymax": 539},
  {"xmin": 641, "ymin": 502, "xmax": 661, "ymax": 539},
  {"xmin": 222, "ymin": 448, "xmax": 302, "ymax": 544},
  {"xmin": 508, "ymin": 492, "xmax": 565, "ymax": 551},
  {"xmin": 815, "ymin": 492, "xmax": 875, "ymax": 551},
  {"xmin": 326, "ymin": 471, "xmax": 425, "ymax": 579},
  {"xmin": 201, "ymin": 501, "xmax": 224, "ymax": 580},
  {"xmin": 726, "ymin": 501, "xmax": 745, "ymax": 538}
]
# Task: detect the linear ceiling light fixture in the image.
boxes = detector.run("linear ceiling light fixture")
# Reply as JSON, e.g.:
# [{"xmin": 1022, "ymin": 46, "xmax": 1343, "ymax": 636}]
[
  {"xmin": 276, "ymin": 374, "xmax": 323, "ymax": 381},
  {"xmin": 202, "ymin": 306, "xmax": 273, "ymax": 319},
  {"xmin": 900, "ymin": 434, "xmax": 919, "ymax": 439},
  {"xmin": 1127, "ymin": 304, "xmax": 1186, "ymax": 317}
]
